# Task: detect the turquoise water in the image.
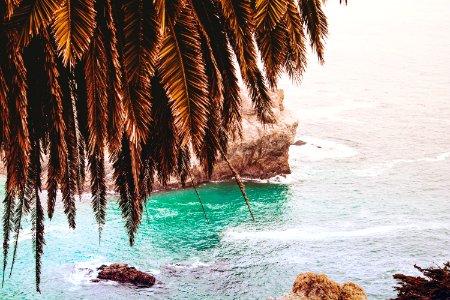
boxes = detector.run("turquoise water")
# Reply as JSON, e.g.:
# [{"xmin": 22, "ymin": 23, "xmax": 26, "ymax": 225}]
[{"xmin": 1, "ymin": 176, "xmax": 449, "ymax": 299}]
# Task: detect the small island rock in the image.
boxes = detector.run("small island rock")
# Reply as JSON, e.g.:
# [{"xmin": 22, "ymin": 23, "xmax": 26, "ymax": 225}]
[{"xmin": 97, "ymin": 263, "xmax": 156, "ymax": 287}]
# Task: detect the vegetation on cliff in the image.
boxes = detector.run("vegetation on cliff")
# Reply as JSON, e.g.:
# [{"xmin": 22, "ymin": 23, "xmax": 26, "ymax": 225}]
[{"xmin": 393, "ymin": 262, "xmax": 450, "ymax": 300}]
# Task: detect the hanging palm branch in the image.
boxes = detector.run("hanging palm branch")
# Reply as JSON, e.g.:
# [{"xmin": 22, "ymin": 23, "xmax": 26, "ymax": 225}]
[{"xmin": 0, "ymin": 0, "xmax": 346, "ymax": 292}]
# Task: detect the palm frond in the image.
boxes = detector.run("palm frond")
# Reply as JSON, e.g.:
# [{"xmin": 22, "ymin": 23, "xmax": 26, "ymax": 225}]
[
  {"xmin": 8, "ymin": 0, "xmax": 61, "ymax": 47},
  {"xmin": 52, "ymin": 0, "xmax": 96, "ymax": 66},
  {"xmin": 299, "ymin": 0, "xmax": 328, "ymax": 63},
  {"xmin": 0, "ymin": 66, "xmax": 9, "ymax": 149},
  {"xmin": 4, "ymin": 31, "xmax": 30, "ymax": 194},
  {"xmin": 158, "ymin": 3, "xmax": 209, "ymax": 152},
  {"xmin": 220, "ymin": 0, "xmax": 274, "ymax": 123},
  {"xmin": 2, "ymin": 186, "xmax": 14, "ymax": 288},
  {"xmin": 112, "ymin": 134, "xmax": 142, "ymax": 246},
  {"xmin": 100, "ymin": 0, "xmax": 125, "ymax": 152},
  {"xmin": 42, "ymin": 29, "xmax": 68, "ymax": 218},
  {"xmin": 89, "ymin": 149, "xmax": 106, "ymax": 239},
  {"xmin": 283, "ymin": 0, "xmax": 307, "ymax": 83},
  {"xmin": 256, "ymin": 21, "xmax": 288, "ymax": 88},
  {"xmin": 31, "ymin": 175, "xmax": 45, "ymax": 293},
  {"xmin": 193, "ymin": 0, "xmax": 242, "ymax": 139},
  {"xmin": 121, "ymin": 0, "xmax": 161, "ymax": 145}
]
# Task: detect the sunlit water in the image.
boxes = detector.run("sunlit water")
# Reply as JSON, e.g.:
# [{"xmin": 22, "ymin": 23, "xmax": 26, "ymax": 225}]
[{"xmin": 1, "ymin": 0, "xmax": 450, "ymax": 299}]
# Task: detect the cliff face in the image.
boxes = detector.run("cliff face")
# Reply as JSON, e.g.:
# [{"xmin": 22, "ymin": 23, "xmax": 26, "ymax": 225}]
[
  {"xmin": 0, "ymin": 89, "xmax": 298, "ymax": 189},
  {"xmin": 197, "ymin": 89, "xmax": 298, "ymax": 182}
]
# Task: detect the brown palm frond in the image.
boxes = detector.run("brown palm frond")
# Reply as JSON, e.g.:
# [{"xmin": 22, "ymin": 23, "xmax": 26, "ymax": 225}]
[
  {"xmin": 85, "ymin": 11, "xmax": 108, "ymax": 237},
  {"xmin": 283, "ymin": 0, "xmax": 307, "ymax": 83},
  {"xmin": 8, "ymin": 0, "xmax": 61, "ymax": 47},
  {"xmin": 41, "ymin": 28, "xmax": 68, "ymax": 218},
  {"xmin": 145, "ymin": 75, "xmax": 177, "ymax": 186},
  {"xmin": 220, "ymin": 0, "xmax": 274, "ymax": 123},
  {"xmin": 31, "ymin": 165, "xmax": 44, "ymax": 293},
  {"xmin": 121, "ymin": 0, "xmax": 161, "ymax": 145},
  {"xmin": 2, "ymin": 177, "xmax": 15, "ymax": 288},
  {"xmin": 112, "ymin": 134, "xmax": 142, "ymax": 246},
  {"xmin": 52, "ymin": 0, "xmax": 96, "ymax": 67},
  {"xmin": 256, "ymin": 21, "xmax": 289, "ymax": 88},
  {"xmin": 59, "ymin": 67, "xmax": 78, "ymax": 229},
  {"xmin": 192, "ymin": 0, "xmax": 242, "ymax": 140},
  {"xmin": 89, "ymin": 148, "xmax": 106, "ymax": 239},
  {"xmin": 10, "ymin": 138, "xmax": 41, "ymax": 279},
  {"xmin": 299, "ymin": 0, "xmax": 328, "ymax": 63},
  {"xmin": 5, "ymin": 31, "xmax": 30, "ymax": 195},
  {"xmin": 0, "ymin": 66, "xmax": 9, "ymax": 149},
  {"xmin": 158, "ymin": 3, "xmax": 209, "ymax": 152},
  {"xmin": 254, "ymin": 0, "xmax": 287, "ymax": 31},
  {"xmin": 101, "ymin": 0, "xmax": 125, "ymax": 152}
]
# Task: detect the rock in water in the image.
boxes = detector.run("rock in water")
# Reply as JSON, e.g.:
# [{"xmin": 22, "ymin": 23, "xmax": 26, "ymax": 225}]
[
  {"xmin": 97, "ymin": 264, "xmax": 155, "ymax": 287},
  {"xmin": 270, "ymin": 272, "xmax": 367, "ymax": 300}
]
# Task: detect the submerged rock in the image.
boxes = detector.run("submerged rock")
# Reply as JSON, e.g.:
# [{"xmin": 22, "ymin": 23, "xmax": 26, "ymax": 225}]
[
  {"xmin": 96, "ymin": 263, "xmax": 155, "ymax": 287},
  {"xmin": 270, "ymin": 272, "xmax": 367, "ymax": 300}
]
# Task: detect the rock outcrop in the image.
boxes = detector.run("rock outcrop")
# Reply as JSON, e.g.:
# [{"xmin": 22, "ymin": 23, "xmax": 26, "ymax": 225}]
[
  {"xmin": 199, "ymin": 89, "xmax": 298, "ymax": 181},
  {"xmin": 270, "ymin": 272, "xmax": 367, "ymax": 300},
  {"xmin": 96, "ymin": 263, "xmax": 156, "ymax": 287}
]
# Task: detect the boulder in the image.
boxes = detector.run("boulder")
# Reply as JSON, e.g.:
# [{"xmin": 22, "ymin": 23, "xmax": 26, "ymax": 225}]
[
  {"xmin": 96, "ymin": 263, "xmax": 156, "ymax": 287},
  {"xmin": 271, "ymin": 273, "xmax": 367, "ymax": 300}
]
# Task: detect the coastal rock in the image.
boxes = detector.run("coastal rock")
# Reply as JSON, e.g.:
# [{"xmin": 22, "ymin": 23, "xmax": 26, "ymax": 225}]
[
  {"xmin": 96, "ymin": 263, "xmax": 155, "ymax": 287},
  {"xmin": 194, "ymin": 89, "xmax": 298, "ymax": 182},
  {"xmin": 270, "ymin": 273, "xmax": 367, "ymax": 300}
]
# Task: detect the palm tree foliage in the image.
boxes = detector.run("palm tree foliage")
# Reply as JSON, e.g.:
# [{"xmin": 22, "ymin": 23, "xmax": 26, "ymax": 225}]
[{"xmin": 0, "ymin": 0, "xmax": 345, "ymax": 292}]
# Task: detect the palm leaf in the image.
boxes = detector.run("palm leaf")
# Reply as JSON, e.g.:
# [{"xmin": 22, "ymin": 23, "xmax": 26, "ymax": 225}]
[
  {"xmin": 254, "ymin": 0, "xmax": 287, "ymax": 31},
  {"xmin": 121, "ymin": 0, "xmax": 161, "ymax": 145},
  {"xmin": 100, "ymin": 0, "xmax": 125, "ymax": 152},
  {"xmin": 220, "ymin": 0, "xmax": 274, "ymax": 123},
  {"xmin": 158, "ymin": 3, "xmax": 209, "ymax": 152},
  {"xmin": 9, "ymin": 0, "xmax": 62, "ymax": 47},
  {"xmin": 112, "ymin": 134, "xmax": 142, "ymax": 246},
  {"xmin": 0, "ymin": 67, "xmax": 9, "ymax": 149},
  {"xmin": 41, "ymin": 29, "xmax": 68, "ymax": 218},
  {"xmin": 52, "ymin": 0, "xmax": 96, "ymax": 66},
  {"xmin": 256, "ymin": 22, "xmax": 288, "ymax": 88},
  {"xmin": 283, "ymin": 0, "xmax": 307, "ymax": 83},
  {"xmin": 299, "ymin": 0, "xmax": 328, "ymax": 63}
]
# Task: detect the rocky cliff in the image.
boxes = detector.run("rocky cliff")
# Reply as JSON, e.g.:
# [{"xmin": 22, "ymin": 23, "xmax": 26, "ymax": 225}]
[
  {"xmin": 193, "ymin": 89, "xmax": 298, "ymax": 182},
  {"xmin": 0, "ymin": 89, "xmax": 298, "ymax": 190}
]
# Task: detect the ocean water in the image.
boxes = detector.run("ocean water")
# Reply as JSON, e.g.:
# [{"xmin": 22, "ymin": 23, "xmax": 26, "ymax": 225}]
[{"xmin": 1, "ymin": 0, "xmax": 450, "ymax": 299}]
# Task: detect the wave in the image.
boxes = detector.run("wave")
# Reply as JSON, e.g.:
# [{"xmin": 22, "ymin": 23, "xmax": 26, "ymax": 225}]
[
  {"xmin": 166, "ymin": 258, "xmax": 212, "ymax": 270},
  {"xmin": 289, "ymin": 136, "xmax": 358, "ymax": 162},
  {"xmin": 223, "ymin": 222, "xmax": 450, "ymax": 242},
  {"xmin": 63, "ymin": 257, "xmax": 113, "ymax": 287},
  {"xmin": 353, "ymin": 151, "xmax": 450, "ymax": 177}
]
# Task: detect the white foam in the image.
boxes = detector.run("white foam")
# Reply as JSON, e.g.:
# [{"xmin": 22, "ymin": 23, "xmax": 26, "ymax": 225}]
[
  {"xmin": 290, "ymin": 136, "xmax": 358, "ymax": 162},
  {"xmin": 223, "ymin": 222, "xmax": 449, "ymax": 242},
  {"xmin": 64, "ymin": 256, "xmax": 113, "ymax": 287},
  {"xmin": 166, "ymin": 258, "xmax": 212, "ymax": 270},
  {"xmin": 353, "ymin": 151, "xmax": 450, "ymax": 177}
]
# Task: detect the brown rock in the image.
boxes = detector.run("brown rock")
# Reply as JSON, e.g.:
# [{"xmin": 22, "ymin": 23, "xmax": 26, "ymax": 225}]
[
  {"xmin": 292, "ymin": 273, "xmax": 341, "ymax": 300},
  {"xmin": 272, "ymin": 273, "xmax": 367, "ymax": 300},
  {"xmin": 97, "ymin": 263, "xmax": 155, "ymax": 287},
  {"xmin": 293, "ymin": 140, "xmax": 306, "ymax": 146},
  {"xmin": 340, "ymin": 282, "xmax": 367, "ymax": 300}
]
